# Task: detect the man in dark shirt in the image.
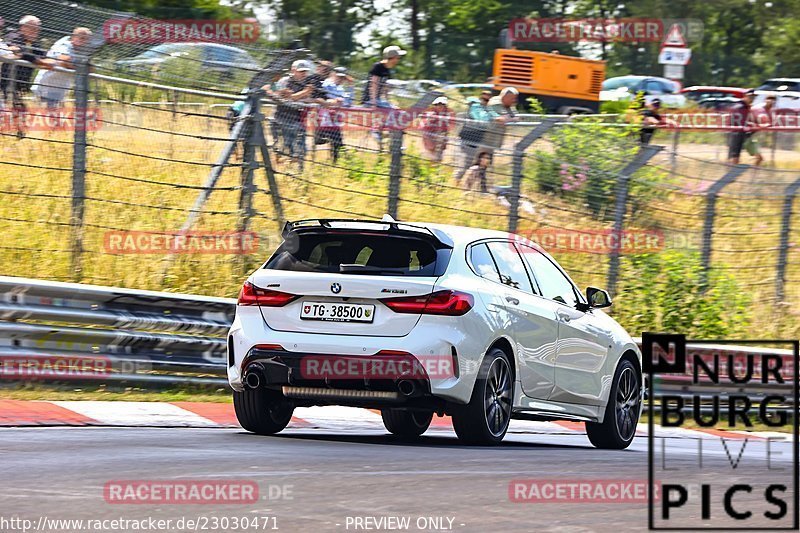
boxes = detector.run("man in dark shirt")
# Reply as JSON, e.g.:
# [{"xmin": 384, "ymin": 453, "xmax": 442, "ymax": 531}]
[
  {"xmin": 305, "ymin": 60, "xmax": 332, "ymax": 100},
  {"xmin": 1, "ymin": 15, "xmax": 51, "ymax": 109},
  {"xmin": 728, "ymin": 89, "xmax": 756, "ymax": 164},
  {"xmin": 639, "ymin": 98, "xmax": 663, "ymax": 144},
  {"xmin": 362, "ymin": 45, "xmax": 405, "ymax": 107}
]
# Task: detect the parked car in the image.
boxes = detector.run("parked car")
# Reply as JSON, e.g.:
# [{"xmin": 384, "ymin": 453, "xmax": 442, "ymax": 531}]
[
  {"xmin": 601, "ymin": 75, "xmax": 686, "ymax": 108},
  {"xmin": 680, "ymin": 86, "xmax": 746, "ymax": 110},
  {"xmin": 228, "ymin": 218, "xmax": 643, "ymax": 448},
  {"xmin": 114, "ymin": 43, "xmax": 260, "ymax": 84},
  {"xmin": 754, "ymin": 78, "xmax": 800, "ymax": 111}
]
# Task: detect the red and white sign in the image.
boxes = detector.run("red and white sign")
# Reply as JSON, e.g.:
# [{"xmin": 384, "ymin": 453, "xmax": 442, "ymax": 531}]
[{"xmin": 662, "ymin": 23, "xmax": 687, "ymax": 47}]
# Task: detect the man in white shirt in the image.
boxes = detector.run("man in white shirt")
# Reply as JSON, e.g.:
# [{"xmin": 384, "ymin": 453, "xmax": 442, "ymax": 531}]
[{"xmin": 32, "ymin": 27, "xmax": 92, "ymax": 108}]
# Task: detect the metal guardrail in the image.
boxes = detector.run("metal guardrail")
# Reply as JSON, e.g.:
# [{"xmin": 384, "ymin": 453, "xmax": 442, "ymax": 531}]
[
  {"xmin": 0, "ymin": 277, "xmax": 795, "ymax": 400},
  {"xmin": 0, "ymin": 276, "xmax": 234, "ymax": 386}
]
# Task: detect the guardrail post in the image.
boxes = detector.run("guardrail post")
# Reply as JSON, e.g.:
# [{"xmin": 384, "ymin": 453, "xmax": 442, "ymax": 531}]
[
  {"xmin": 775, "ymin": 176, "xmax": 800, "ymax": 302},
  {"xmin": 508, "ymin": 118, "xmax": 559, "ymax": 233},
  {"xmin": 70, "ymin": 53, "xmax": 90, "ymax": 281},
  {"xmin": 387, "ymin": 128, "xmax": 404, "ymax": 219},
  {"xmin": 606, "ymin": 145, "xmax": 664, "ymax": 296},
  {"xmin": 700, "ymin": 164, "xmax": 749, "ymax": 288}
]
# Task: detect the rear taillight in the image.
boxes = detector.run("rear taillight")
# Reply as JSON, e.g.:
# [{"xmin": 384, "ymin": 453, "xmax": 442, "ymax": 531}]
[
  {"xmin": 237, "ymin": 281, "xmax": 299, "ymax": 307},
  {"xmin": 381, "ymin": 290, "xmax": 473, "ymax": 316}
]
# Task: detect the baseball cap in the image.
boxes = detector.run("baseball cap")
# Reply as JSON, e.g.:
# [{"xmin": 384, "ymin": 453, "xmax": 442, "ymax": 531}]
[
  {"xmin": 383, "ymin": 45, "xmax": 407, "ymax": 59},
  {"xmin": 745, "ymin": 88, "xmax": 755, "ymax": 95},
  {"xmin": 334, "ymin": 66, "xmax": 348, "ymax": 76},
  {"xmin": 651, "ymin": 98, "xmax": 661, "ymax": 107},
  {"xmin": 432, "ymin": 96, "xmax": 448, "ymax": 105},
  {"xmin": 292, "ymin": 59, "xmax": 312, "ymax": 72}
]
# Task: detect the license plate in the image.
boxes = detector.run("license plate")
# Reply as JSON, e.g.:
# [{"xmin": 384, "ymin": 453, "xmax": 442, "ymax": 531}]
[{"xmin": 300, "ymin": 302, "xmax": 375, "ymax": 323}]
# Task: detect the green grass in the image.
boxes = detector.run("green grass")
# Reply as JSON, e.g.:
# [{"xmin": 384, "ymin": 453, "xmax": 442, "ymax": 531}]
[{"xmin": 0, "ymin": 383, "xmax": 231, "ymax": 402}]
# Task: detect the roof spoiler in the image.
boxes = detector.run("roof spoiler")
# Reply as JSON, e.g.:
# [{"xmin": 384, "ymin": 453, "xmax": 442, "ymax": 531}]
[{"xmin": 281, "ymin": 218, "xmax": 454, "ymax": 249}]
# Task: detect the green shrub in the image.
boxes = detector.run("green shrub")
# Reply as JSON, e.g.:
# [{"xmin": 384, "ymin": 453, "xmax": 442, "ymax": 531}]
[
  {"xmin": 613, "ymin": 250, "xmax": 751, "ymax": 338},
  {"xmin": 532, "ymin": 118, "xmax": 670, "ymax": 221}
]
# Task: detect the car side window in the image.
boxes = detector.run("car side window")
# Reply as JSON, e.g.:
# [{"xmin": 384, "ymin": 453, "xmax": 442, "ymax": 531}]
[
  {"xmin": 521, "ymin": 246, "xmax": 579, "ymax": 307},
  {"xmin": 644, "ymin": 80, "xmax": 664, "ymax": 95},
  {"xmin": 486, "ymin": 241, "xmax": 534, "ymax": 293},
  {"xmin": 207, "ymin": 46, "xmax": 235, "ymax": 63},
  {"xmin": 469, "ymin": 243, "xmax": 501, "ymax": 284}
]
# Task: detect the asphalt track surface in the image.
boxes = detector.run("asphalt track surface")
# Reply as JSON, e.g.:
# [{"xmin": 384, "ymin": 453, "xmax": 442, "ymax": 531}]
[{"xmin": 1, "ymin": 422, "xmax": 795, "ymax": 533}]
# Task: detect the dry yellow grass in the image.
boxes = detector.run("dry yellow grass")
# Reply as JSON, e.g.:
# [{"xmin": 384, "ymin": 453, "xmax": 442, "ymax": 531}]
[{"xmin": 0, "ymin": 102, "xmax": 797, "ymax": 339}]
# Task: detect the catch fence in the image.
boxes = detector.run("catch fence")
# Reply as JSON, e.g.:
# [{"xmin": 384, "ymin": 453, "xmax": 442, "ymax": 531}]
[{"xmin": 0, "ymin": 0, "xmax": 798, "ymax": 341}]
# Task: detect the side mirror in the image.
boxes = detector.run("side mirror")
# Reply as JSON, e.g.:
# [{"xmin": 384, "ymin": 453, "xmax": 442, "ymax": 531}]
[{"xmin": 586, "ymin": 287, "xmax": 612, "ymax": 309}]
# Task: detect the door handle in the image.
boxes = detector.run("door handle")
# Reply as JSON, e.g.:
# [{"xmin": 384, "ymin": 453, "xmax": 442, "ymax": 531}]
[{"xmin": 505, "ymin": 296, "xmax": 520, "ymax": 305}]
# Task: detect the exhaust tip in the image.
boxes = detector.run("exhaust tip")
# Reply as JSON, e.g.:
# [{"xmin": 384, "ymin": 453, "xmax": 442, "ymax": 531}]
[
  {"xmin": 397, "ymin": 379, "xmax": 416, "ymax": 397},
  {"xmin": 244, "ymin": 370, "xmax": 262, "ymax": 389}
]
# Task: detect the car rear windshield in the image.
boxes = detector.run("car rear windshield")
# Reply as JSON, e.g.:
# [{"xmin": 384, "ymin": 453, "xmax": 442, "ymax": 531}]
[
  {"xmin": 265, "ymin": 232, "xmax": 441, "ymax": 276},
  {"xmin": 757, "ymin": 80, "xmax": 800, "ymax": 92}
]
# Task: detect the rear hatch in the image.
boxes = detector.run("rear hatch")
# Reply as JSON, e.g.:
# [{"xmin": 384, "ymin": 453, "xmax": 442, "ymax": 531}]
[{"xmin": 250, "ymin": 221, "xmax": 453, "ymax": 337}]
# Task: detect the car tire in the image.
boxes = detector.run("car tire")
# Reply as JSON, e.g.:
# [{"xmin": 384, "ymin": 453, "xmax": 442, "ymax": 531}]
[
  {"xmin": 233, "ymin": 387, "xmax": 294, "ymax": 435},
  {"xmin": 585, "ymin": 358, "xmax": 641, "ymax": 450},
  {"xmin": 381, "ymin": 409, "xmax": 433, "ymax": 437},
  {"xmin": 452, "ymin": 347, "xmax": 513, "ymax": 445}
]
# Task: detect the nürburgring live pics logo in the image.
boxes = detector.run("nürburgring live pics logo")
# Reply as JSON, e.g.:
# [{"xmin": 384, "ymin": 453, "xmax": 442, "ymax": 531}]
[{"xmin": 643, "ymin": 333, "xmax": 799, "ymax": 530}]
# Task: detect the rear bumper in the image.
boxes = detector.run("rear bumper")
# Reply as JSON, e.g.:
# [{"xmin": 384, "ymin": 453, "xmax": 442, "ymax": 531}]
[{"xmin": 227, "ymin": 306, "xmax": 483, "ymax": 404}]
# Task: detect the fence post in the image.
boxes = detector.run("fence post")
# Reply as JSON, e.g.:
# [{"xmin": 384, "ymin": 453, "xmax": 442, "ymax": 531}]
[
  {"xmin": 236, "ymin": 99, "xmax": 258, "ymax": 234},
  {"xmin": 70, "ymin": 54, "xmax": 90, "ymax": 281},
  {"xmin": 508, "ymin": 118, "xmax": 560, "ymax": 233},
  {"xmin": 775, "ymin": 176, "xmax": 800, "ymax": 302},
  {"xmin": 387, "ymin": 128, "xmax": 404, "ymax": 219},
  {"xmin": 699, "ymin": 164, "xmax": 749, "ymax": 288},
  {"xmin": 606, "ymin": 145, "xmax": 664, "ymax": 296},
  {"xmin": 255, "ymin": 127, "xmax": 286, "ymax": 234},
  {"xmin": 670, "ymin": 128, "xmax": 680, "ymax": 177}
]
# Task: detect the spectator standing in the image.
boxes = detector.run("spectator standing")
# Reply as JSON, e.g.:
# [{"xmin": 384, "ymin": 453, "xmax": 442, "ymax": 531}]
[
  {"xmin": 454, "ymin": 90, "xmax": 492, "ymax": 180},
  {"xmin": 315, "ymin": 67, "xmax": 351, "ymax": 162},
  {"xmin": 421, "ymin": 96, "xmax": 450, "ymax": 162},
  {"xmin": 744, "ymin": 94, "xmax": 777, "ymax": 167},
  {"xmin": 322, "ymin": 66, "xmax": 353, "ymax": 105},
  {"xmin": 363, "ymin": 45, "xmax": 405, "ymax": 146},
  {"xmin": 1, "ymin": 15, "xmax": 53, "ymax": 135},
  {"xmin": 728, "ymin": 89, "xmax": 758, "ymax": 165},
  {"xmin": 268, "ymin": 59, "xmax": 314, "ymax": 164},
  {"xmin": 639, "ymin": 98, "xmax": 663, "ymax": 144},
  {"xmin": 32, "ymin": 27, "xmax": 92, "ymax": 109},
  {"xmin": 483, "ymin": 87, "xmax": 519, "ymax": 152},
  {"xmin": 362, "ymin": 45, "xmax": 405, "ymax": 108}
]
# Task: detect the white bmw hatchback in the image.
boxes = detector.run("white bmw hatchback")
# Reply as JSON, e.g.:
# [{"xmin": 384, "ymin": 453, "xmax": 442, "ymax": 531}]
[{"xmin": 228, "ymin": 218, "xmax": 643, "ymax": 448}]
